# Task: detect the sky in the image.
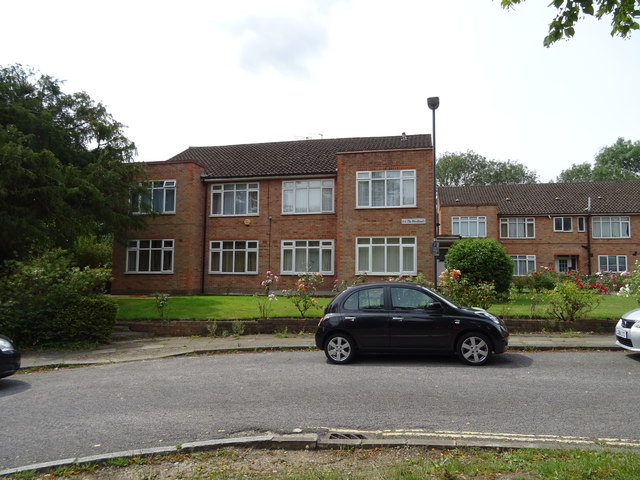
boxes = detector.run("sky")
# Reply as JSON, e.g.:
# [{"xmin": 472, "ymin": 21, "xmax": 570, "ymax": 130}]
[{"xmin": 1, "ymin": 0, "xmax": 639, "ymax": 182}]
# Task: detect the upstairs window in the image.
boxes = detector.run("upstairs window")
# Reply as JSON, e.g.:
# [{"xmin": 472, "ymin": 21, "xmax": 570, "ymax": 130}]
[
  {"xmin": 282, "ymin": 179, "xmax": 334, "ymax": 214},
  {"xmin": 592, "ymin": 216, "xmax": 630, "ymax": 238},
  {"xmin": 578, "ymin": 217, "xmax": 586, "ymax": 232},
  {"xmin": 132, "ymin": 180, "xmax": 176, "ymax": 214},
  {"xmin": 211, "ymin": 183, "xmax": 259, "ymax": 216},
  {"xmin": 452, "ymin": 216, "xmax": 486, "ymax": 238},
  {"xmin": 356, "ymin": 170, "xmax": 416, "ymax": 208},
  {"xmin": 554, "ymin": 217, "xmax": 572, "ymax": 232},
  {"xmin": 500, "ymin": 218, "xmax": 535, "ymax": 239}
]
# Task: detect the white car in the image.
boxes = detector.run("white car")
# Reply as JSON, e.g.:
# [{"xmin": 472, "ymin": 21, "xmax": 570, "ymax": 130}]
[{"xmin": 615, "ymin": 308, "xmax": 640, "ymax": 352}]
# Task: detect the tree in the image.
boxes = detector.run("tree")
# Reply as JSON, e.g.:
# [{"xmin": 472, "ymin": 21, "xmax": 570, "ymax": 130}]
[
  {"xmin": 556, "ymin": 137, "xmax": 640, "ymax": 182},
  {"xmin": 0, "ymin": 65, "xmax": 146, "ymax": 263},
  {"xmin": 556, "ymin": 162, "xmax": 593, "ymax": 182},
  {"xmin": 501, "ymin": 0, "xmax": 640, "ymax": 47},
  {"xmin": 437, "ymin": 150, "xmax": 538, "ymax": 186},
  {"xmin": 444, "ymin": 238, "xmax": 514, "ymax": 293}
]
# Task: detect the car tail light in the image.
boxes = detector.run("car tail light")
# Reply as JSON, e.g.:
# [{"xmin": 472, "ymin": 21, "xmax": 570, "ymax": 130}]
[{"xmin": 318, "ymin": 315, "xmax": 325, "ymax": 326}]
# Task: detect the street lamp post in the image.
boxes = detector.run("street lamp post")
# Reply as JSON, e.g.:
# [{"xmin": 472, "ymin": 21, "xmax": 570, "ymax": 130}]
[{"xmin": 427, "ymin": 97, "xmax": 439, "ymax": 288}]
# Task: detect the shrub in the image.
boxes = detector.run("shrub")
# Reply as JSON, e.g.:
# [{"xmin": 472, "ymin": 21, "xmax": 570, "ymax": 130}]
[
  {"xmin": 283, "ymin": 273, "xmax": 323, "ymax": 318},
  {"xmin": 445, "ymin": 238, "xmax": 513, "ymax": 293},
  {"xmin": 438, "ymin": 269, "xmax": 496, "ymax": 309},
  {"xmin": 255, "ymin": 271, "xmax": 279, "ymax": 319},
  {"xmin": 545, "ymin": 281, "xmax": 601, "ymax": 322},
  {"xmin": 0, "ymin": 249, "xmax": 116, "ymax": 347},
  {"xmin": 529, "ymin": 267, "xmax": 559, "ymax": 291}
]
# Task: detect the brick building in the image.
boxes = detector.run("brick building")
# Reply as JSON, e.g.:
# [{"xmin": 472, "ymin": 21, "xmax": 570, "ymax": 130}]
[
  {"xmin": 438, "ymin": 181, "xmax": 640, "ymax": 276},
  {"xmin": 111, "ymin": 134, "xmax": 437, "ymax": 295}
]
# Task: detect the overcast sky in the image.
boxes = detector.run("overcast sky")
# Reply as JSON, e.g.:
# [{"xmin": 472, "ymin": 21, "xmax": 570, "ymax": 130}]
[{"xmin": 2, "ymin": 0, "xmax": 639, "ymax": 181}]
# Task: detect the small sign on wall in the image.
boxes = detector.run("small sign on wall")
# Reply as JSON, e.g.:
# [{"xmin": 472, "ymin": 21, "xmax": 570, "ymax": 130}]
[{"xmin": 401, "ymin": 218, "xmax": 426, "ymax": 224}]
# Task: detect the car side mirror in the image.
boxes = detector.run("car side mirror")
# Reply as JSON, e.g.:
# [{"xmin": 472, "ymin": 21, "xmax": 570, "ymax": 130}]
[{"xmin": 427, "ymin": 302, "xmax": 443, "ymax": 311}]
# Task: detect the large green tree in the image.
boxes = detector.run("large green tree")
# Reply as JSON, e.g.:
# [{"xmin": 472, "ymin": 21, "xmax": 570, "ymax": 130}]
[
  {"xmin": 556, "ymin": 137, "xmax": 640, "ymax": 182},
  {"xmin": 501, "ymin": 0, "xmax": 640, "ymax": 46},
  {"xmin": 0, "ymin": 65, "xmax": 145, "ymax": 262},
  {"xmin": 437, "ymin": 150, "xmax": 538, "ymax": 186}
]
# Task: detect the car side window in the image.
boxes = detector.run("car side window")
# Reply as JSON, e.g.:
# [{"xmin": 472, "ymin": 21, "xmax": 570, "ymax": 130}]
[
  {"xmin": 343, "ymin": 287, "xmax": 385, "ymax": 311},
  {"xmin": 390, "ymin": 287, "xmax": 434, "ymax": 310}
]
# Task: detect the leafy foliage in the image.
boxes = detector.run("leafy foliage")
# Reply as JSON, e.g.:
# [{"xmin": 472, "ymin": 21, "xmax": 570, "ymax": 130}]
[
  {"xmin": 445, "ymin": 238, "xmax": 513, "ymax": 293},
  {"xmin": 438, "ymin": 269, "xmax": 497, "ymax": 309},
  {"xmin": 0, "ymin": 64, "xmax": 146, "ymax": 263},
  {"xmin": 545, "ymin": 280, "xmax": 601, "ymax": 321},
  {"xmin": 437, "ymin": 150, "xmax": 538, "ymax": 186},
  {"xmin": 556, "ymin": 137, "xmax": 640, "ymax": 182},
  {"xmin": 283, "ymin": 273, "xmax": 323, "ymax": 318},
  {"xmin": 501, "ymin": 0, "xmax": 640, "ymax": 46},
  {"xmin": 0, "ymin": 249, "xmax": 116, "ymax": 346}
]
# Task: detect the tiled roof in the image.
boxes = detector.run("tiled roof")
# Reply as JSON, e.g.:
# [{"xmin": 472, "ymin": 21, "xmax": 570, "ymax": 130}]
[
  {"xmin": 166, "ymin": 134, "xmax": 431, "ymax": 178},
  {"xmin": 439, "ymin": 181, "xmax": 640, "ymax": 215}
]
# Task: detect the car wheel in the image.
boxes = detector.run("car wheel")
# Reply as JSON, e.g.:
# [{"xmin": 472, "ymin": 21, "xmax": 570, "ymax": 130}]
[
  {"xmin": 457, "ymin": 333, "xmax": 492, "ymax": 366},
  {"xmin": 324, "ymin": 334, "xmax": 356, "ymax": 364}
]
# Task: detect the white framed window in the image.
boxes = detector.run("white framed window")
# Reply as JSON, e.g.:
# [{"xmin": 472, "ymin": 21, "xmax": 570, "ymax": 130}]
[
  {"xmin": 500, "ymin": 217, "xmax": 535, "ymax": 239},
  {"xmin": 592, "ymin": 216, "xmax": 630, "ymax": 238},
  {"xmin": 210, "ymin": 240, "xmax": 258, "ymax": 274},
  {"xmin": 281, "ymin": 240, "xmax": 334, "ymax": 275},
  {"xmin": 554, "ymin": 217, "xmax": 572, "ymax": 232},
  {"xmin": 211, "ymin": 183, "xmax": 259, "ymax": 216},
  {"xmin": 282, "ymin": 179, "xmax": 334, "ymax": 214},
  {"xmin": 356, "ymin": 237, "xmax": 416, "ymax": 275},
  {"xmin": 511, "ymin": 255, "xmax": 536, "ymax": 276},
  {"xmin": 126, "ymin": 239, "xmax": 174, "ymax": 273},
  {"xmin": 578, "ymin": 217, "xmax": 586, "ymax": 232},
  {"xmin": 452, "ymin": 216, "xmax": 486, "ymax": 237},
  {"xmin": 132, "ymin": 180, "xmax": 176, "ymax": 214},
  {"xmin": 356, "ymin": 170, "xmax": 416, "ymax": 208},
  {"xmin": 598, "ymin": 255, "xmax": 627, "ymax": 272}
]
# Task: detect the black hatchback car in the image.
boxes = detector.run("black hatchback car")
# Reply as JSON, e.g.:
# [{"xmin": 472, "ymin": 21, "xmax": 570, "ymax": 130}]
[
  {"xmin": 315, "ymin": 282, "xmax": 509, "ymax": 366},
  {"xmin": 0, "ymin": 334, "xmax": 20, "ymax": 379}
]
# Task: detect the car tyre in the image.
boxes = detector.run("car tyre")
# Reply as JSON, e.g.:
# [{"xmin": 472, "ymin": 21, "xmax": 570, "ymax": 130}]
[
  {"xmin": 324, "ymin": 333, "xmax": 356, "ymax": 364},
  {"xmin": 457, "ymin": 332, "xmax": 492, "ymax": 366}
]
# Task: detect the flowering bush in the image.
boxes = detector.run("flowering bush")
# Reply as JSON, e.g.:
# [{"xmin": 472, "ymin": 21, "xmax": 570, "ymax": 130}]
[
  {"xmin": 255, "ymin": 271, "xmax": 279, "ymax": 319},
  {"xmin": 284, "ymin": 272, "xmax": 323, "ymax": 318},
  {"xmin": 437, "ymin": 269, "xmax": 496, "ymax": 310},
  {"xmin": 619, "ymin": 261, "xmax": 640, "ymax": 303},
  {"xmin": 592, "ymin": 270, "xmax": 630, "ymax": 292},
  {"xmin": 529, "ymin": 267, "xmax": 559, "ymax": 291},
  {"xmin": 545, "ymin": 280, "xmax": 601, "ymax": 322},
  {"xmin": 332, "ymin": 273, "xmax": 368, "ymax": 293}
]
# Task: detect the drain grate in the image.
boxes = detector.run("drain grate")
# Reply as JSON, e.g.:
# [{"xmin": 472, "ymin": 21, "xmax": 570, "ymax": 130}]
[{"xmin": 327, "ymin": 432, "xmax": 369, "ymax": 440}]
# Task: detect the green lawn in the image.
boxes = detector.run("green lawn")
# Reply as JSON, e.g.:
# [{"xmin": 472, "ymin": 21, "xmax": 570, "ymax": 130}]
[
  {"xmin": 114, "ymin": 295, "xmax": 332, "ymax": 320},
  {"xmin": 114, "ymin": 292, "xmax": 638, "ymax": 321}
]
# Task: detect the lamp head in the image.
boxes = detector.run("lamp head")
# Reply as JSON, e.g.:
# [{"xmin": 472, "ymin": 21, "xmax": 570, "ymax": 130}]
[{"xmin": 427, "ymin": 97, "xmax": 440, "ymax": 110}]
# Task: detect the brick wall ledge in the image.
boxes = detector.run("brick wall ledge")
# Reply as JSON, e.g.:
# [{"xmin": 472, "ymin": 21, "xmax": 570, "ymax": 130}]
[{"xmin": 116, "ymin": 317, "xmax": 617, "ymax": 337}]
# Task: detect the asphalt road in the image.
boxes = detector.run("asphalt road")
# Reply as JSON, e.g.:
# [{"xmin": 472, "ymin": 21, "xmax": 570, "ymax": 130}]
[{"xmin": 1, "ymin": 350, "xmax": 639, "ymax": 469}]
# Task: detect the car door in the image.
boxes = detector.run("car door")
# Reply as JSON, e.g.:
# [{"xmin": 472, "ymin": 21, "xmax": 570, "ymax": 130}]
[
  {"xmin": 387, "ymin": 285, "xmax": 453, "ymax": 350},
  {"xmin": 339, "ymin": 286, "xmax": 389, "ymax": 348}
]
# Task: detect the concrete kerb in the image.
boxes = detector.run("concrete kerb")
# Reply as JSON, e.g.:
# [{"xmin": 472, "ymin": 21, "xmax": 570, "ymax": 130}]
[{"xmin": 3, "ymin": 431, "xmax": 639, "ymax": 477}]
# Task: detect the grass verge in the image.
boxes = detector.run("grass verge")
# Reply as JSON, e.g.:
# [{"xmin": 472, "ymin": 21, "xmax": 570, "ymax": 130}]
[{"xmin": 6, "ymin": 446, "xmax": 640, "ymax": 479}]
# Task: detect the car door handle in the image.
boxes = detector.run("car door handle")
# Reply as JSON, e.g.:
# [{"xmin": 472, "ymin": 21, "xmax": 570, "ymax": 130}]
[
  {"xmin": 345, "ymin": 316, "xmax": 356, "ymax": 322},
  {"xmin": 392, "ymin": 316, "xmax": 404, "ymax": 321}
]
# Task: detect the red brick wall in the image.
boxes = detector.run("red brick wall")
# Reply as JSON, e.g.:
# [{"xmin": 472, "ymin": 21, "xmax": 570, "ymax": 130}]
[
  {"xmin": 438, "ymin": 204, "xmax": 640, "ymax": 274},
  {"xmin": 202, "ymin": 177, "xmax": 338, "ymax": 294},
  {"xmin": 336, "ymin": 149, "xmax": 435, "ymax": 282},
  {"xmin": 113, "ymin": 147, "xmax": 436, "ymax": 295},
  {"xmin": 111, "ymin": 162, "xmax": 206, "ymax": 295}
]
